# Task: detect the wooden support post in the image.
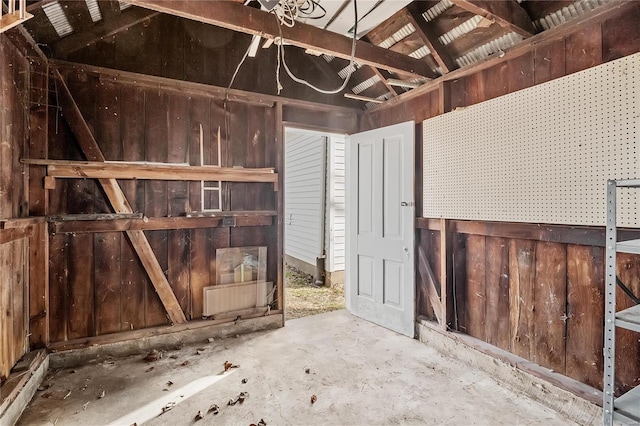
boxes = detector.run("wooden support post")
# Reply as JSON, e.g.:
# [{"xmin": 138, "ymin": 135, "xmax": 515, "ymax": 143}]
[
  {"xmin": 28, "ymin": 222, "xmax": 48, "ymax": 348},
  {"xmin": 52, "ymin": 69, "xmax": 187, "ymax": 324},
  {"xmin": 275, "ymin": 102, "xmax": 284, "ymax": 315},
  {"xmin": 439, "ymin": 218, "xmax": 451, "ymax": 329},
  {"xmin": 438, "ymin": 81, "xmax": 451, "ymax": 115}
]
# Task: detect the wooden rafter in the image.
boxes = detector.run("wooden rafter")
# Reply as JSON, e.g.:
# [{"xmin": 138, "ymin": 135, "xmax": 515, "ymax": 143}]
[
  {"xmin": 450, "ymin": 0, "xmax": 536, "ymax": 38},
  {"xmin": 371, "ymin": 68, "xmax": 398, "ymax": 97},
  {"xmin": 50, "ymin": 7, "xmax": 160, "ymax": 58},
  {"xmin": 52, "ymin": 69, "xmax": 187, "ymax": 325},
  {"xmin": 124, "ymin": 0, "xmax": 436, "ymax": 79},
  {"xmin": 369, "ymin": 0, "xmax": 636, "ymax": 112},
  {"xmin": 404, "ymin": 4, "xmax": 457, "ymax": 74}
]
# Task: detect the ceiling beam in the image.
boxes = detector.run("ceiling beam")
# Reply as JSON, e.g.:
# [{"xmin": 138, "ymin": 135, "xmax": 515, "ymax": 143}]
[
  {"xmin": 403, "ymin": 4, "xmax": 457, "ymax": 74},
  {"xmin": 124, "ymin": 0, "xmax": 436, "ymax": 79},
  {"xmin": 450, "ymin": 0, "xmax": 536, "ymax": 38},
  {"xmin": 368, "ymin": 0, "xmax": 636, "ymax": 112},
  {"xmin": 49, "ymin": 7, "xmax": 159, "ymax": 58}
]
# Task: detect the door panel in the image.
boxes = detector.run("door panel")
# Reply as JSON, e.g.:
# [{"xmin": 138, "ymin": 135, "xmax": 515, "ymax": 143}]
[{"xmin": 346, "ymin": 121, "xmax": 415, "ymax": 337}]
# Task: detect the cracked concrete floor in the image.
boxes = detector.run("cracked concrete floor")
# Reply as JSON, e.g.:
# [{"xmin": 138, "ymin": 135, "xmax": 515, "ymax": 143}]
[{"xmin": 19, "ymin": 310, "xmax": 577, "ymax": 426}]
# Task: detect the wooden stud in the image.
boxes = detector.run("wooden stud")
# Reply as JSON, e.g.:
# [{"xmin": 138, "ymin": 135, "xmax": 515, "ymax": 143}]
[
  {"xmin": 439, "ymin": 218, "xmax": 450, "ymax": 329},
  {"xmin": 275, "ymin": 102, "xmax": 284, "ymax": 314}
]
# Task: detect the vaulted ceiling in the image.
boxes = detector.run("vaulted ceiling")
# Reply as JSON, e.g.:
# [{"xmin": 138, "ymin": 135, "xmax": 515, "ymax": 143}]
[{"xmin": 21, "ymin": 0, "xmax": 627, "ymax": 109}]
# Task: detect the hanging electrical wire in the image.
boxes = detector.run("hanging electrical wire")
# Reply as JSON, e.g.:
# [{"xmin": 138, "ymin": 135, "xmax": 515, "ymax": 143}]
[
  {"xmin": 274, "ymin": 0, "xmax": 359, "ymax": 95},
  {"xmin": 272, "ymin": 0, "xmax": 326, "ymax": 26}
]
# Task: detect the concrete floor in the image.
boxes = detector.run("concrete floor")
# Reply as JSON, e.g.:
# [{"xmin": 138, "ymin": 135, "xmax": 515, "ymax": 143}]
[{"xmin": 19, "ymin": 310, "xmax": 576, "ymax": 426}]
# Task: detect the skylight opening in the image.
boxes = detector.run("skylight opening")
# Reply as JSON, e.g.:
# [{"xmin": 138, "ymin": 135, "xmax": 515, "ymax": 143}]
[
  {"xmin": 85, "ymin": 0, "xmax": 102, "ymax": 22},
  {"xmin": 42, "ymin": 1, "xmax": 73, "ymax": 37}
]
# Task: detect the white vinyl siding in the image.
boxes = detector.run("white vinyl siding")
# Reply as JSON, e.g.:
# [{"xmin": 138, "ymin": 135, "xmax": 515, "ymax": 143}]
[
  {"xmin": 285, "ymin": 129, "xmax": 325, "ymax": 266},
  {"xmin": 285, "ymin": 129, "xmax": 346, "ymax": 274}
]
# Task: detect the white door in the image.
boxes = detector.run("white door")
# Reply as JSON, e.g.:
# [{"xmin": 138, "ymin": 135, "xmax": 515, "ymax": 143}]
[{"xmin": 346, "ymin": 121, "xmax": 415, "ymax": 337}]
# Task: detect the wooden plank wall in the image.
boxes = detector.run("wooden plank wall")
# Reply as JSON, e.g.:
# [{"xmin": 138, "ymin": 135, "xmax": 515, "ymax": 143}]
[
  {"xmin": 417, "ymin": 224, "xmax": 640, "ymax": 395},
  {"xmin": 45, "ymin": 67, "xmax": 358, "ymax": 344},
  {"xmin": 367, "ymin": 11, "xmax": 640, "ymax": 394},
  {"xmin": 0, "ymin": 34, "xmax": 30, "ymax": 380},
  {"xmin": 46, "ymin": 70, "xmax": 278, "ymax": 341}
]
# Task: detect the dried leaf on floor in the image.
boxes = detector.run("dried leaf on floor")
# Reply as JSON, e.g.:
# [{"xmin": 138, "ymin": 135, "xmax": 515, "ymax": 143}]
[
  {"xmin": 63, "ymin": 390, "xmax": 72, "ymax": 400},
  {"xmin": 82, "ymin": 401, "xmax": 90, "ymax": 411},
  {"xmin": 196, "ymin": 348, "xmax": 205, "ymax": 355},
  {"xmin": 310, "ymin": 395, "xmax": 317, "ymax": 404},
  {"xmin": 97, "ymin": 390, "xmax": 106, "ymax": 399},
  {"xmin": 241, "ymin": 378, "xmax": 248, "ymax": 384},
  {"xmin": 224, "ymin": 361, "xmax": 239, "ymax": 371},
  {"xmin": 166, "ymin": 381, "xmax": 173, "ymax": 386},
  {"xmin": 207, "ymin": 338, "xmax": 215, "ymax": 343},
  {"xmin": 194, "ymin": 410, "xmax": 204, "ymax": 421},
  {"xmin": 145, "ymin": 366, "xmax": 154, "ymax": 372},
  {"xmin": 37, "ymin": 384, "xmax": 50, "ymax": 391},
  {"xmin": 304, "ymin": 368, "xmax": 310, "ymax": 374},
  {"xmin": 161, "ymin": 401, "xmax": 176, "ymax": 414},
  {"xmin": 250, "ymin": 419, "xmax": 267, "ymax": 426},
  {"xmin": 181, "ymin": 361, "xmax": 189, "ymax": 367},
  {"xmin": 207, "ymin": 404, "xmax": 220, "ymax": 415},
  {"xmin": 143, "ymin": 350, "xmax": 161, "ymax": 362},
  {"xmin": 228, "ymin": 392, "xmax": 248, "ymax": 406},
  {"xmin": 169, "ymin": 355, "xmax": 178, "ymax": 360}
]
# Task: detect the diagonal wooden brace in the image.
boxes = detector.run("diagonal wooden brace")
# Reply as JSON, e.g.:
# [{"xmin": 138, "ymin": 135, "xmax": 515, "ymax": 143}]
[
  {"xmin": 417, "ymin": 244, "xmax": 443, "ymax": 326},
  {"xmin": 53, "ymin": 68, "xmax": 187, "ymax": 324}
]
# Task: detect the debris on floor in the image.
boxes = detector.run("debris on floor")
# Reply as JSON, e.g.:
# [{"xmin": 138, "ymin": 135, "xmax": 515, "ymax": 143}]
[
  {"xmin": 310, "ymin": 394, "xmax": 317, "ymax": 404},
  {"xmin": 228, "ymin": 392, "xmax": 248, "ymax": 406},
  {"xmin": 194, "ymin": 410, "xmax": 204, "ymax": 421},
  {"xmin": 207, "ymin": 404, "xmax": 220, "ymax": 415},
  {"xmin": 241, "ymin": 378, "xmax": 248, "ymax": 384},
  {"xmin": 97, "ymin": 390, "xmax": 105, "ymax": 399},
  {"xmin": 250, "ymin": 419, "xmax": 267, "ymax": 426},
  {"xmin": 223, "ymin": 361, "xmax": 239, "ymax": 372},
  {"xmin": 161, "ymin": 401, "xmax": 176, "ymax": 414},
  {"xmin": 143, "ymin": 350, "xmax": 161, "ymax": 362}
]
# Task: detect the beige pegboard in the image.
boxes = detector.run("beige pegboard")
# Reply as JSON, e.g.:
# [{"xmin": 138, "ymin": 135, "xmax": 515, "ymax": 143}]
[{"xmin": 424, "ymin": 53, "xmax": 640, "ymax": 227}]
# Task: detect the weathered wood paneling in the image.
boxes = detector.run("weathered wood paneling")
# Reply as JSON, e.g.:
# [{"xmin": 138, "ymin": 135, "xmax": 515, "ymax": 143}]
[
  {"xmin": 44, "ymin": 65, "xmax": 353, "ymax": 342},
  {"xmin": 484, "ymin": 237, "xmax": 510, "ymax": 351},
  {"xmin": 566, "ymin": 245, "xmax": 604, "ymax": 389},
  {"xmin": 614, "ymin": 253, "xmax": 640, "ymax": 395},
  {"xmin": 0, "ymin": 34, "xmax": 31, "ymax": 379},
  {"xmin": 465, "ymin": 235, "xmax": 486, "ymax": 340},
  {"xmin": 418, "ymin": 220, "xmax": 640, "ymax": 392},
  {"xmin": 533, "ymin": 242, "xmax": 566, "ymax": 373}
]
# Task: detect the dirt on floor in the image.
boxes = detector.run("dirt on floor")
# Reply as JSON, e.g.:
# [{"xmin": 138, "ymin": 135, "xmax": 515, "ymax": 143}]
[{"xmin": 285, "ymin": 265, "xmax": 345, "ymax": 320}]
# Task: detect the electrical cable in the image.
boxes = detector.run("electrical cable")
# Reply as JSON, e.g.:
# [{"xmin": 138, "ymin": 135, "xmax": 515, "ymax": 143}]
[{"xmin": 274, "ymin": 0, "xmax": 358, "ymax": 95}]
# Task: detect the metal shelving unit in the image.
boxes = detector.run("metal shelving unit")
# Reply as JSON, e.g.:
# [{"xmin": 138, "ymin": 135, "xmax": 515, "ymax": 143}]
[{"xmin": 604, "ymin": 179, "xmax": 640, "ymax": 425}]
